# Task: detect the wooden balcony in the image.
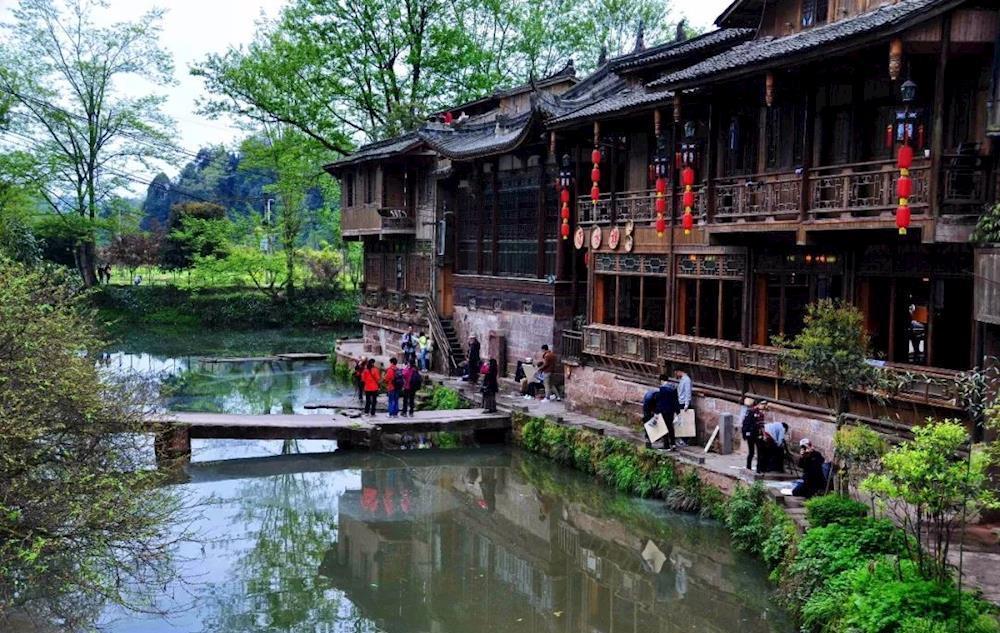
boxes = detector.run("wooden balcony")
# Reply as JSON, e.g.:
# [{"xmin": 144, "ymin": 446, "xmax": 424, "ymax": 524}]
[
  {"xmin": 342, "ymin": 205, "xmax": 416, "ymax": 238},
  {"xmin": 807, "ymin": 158, "xmax": 930, "ymax": 221},
  {"xmin": 580, "ymin": 324, "xmax": 962, "ymax": 418},
  {"xmin": 713, "ymin": 172, "xmax": 802, "ymax": 223},
  {"xmin": 941, "ymin": 154, "xmax": 992, "ymax": 215}
]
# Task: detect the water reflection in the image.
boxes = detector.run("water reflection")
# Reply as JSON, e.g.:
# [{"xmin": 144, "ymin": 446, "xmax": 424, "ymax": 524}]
[
  {"xmin": 102, "ymin": 352, "xmax": 347, "ymax": 415},
  {"xmin": 100, "ymin": 445, "xmax": 791, "ymax": 633}
]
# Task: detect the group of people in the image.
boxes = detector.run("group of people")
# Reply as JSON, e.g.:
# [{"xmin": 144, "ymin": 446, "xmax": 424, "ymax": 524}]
[
  {"xmin": 740, "ymin": 398, "xmax": 828, "ymax": 497},
  {"xmin": 459, "ymin": 335, "xmax": 500, "ymax": 414},
  {"xmin": 400, "ymin": 327, "xmax": 433, "ymax": 371},
  {"xmin": 353, "ymin": 356, "xmax": 424, "ymax": 417},
  {"xmin": 641, "ymin": 370, "xmax": 692, "ymax": 451},
  {"xmin": 513, "ymin": 344, "xmax": 559, "ymax": 401}
]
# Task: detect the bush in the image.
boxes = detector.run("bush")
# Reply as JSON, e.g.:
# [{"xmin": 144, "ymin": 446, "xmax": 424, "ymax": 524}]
[
  {"xmin": 804, "ymin": 494, "xmax": 869, "ymax": 527},
  {"xmin": 801, "ymin": 558, "xmax": 999, "ymax": 633},
  {"xmin": 426, "ymin": 385, "xmax": 463, "ymax": 410},
  {"xmin": 782, "ymin": 517, "xmax": 907, "ymax": 609},
  {"xmin": 722, "ymin": 483, "xmax": 799, "ymax": 570}
]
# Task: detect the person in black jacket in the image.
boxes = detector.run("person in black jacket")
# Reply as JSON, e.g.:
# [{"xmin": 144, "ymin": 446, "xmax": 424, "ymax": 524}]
[
  {"xmin": 793, "ymin": 439, "xmax": 828, "ymax": 497},
  {"xmin": 481, "ymin": 358, "xmax": 499, "ymax": 413},
  {"xmin": 655, "ymin": 374, "xmax": 681, "ymax": 451},
  {"xmin": 741, "ymin": 398, "xmax": 764, "ymax": 471},
  {"xmin": 465, "ymin": 335, "xmax": 481, "ymax": 385}
]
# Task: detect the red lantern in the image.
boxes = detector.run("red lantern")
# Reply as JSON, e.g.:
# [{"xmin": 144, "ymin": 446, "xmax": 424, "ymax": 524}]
[
  {"xmin": 916, "ymin": 124, "xmax": 925, "ymax": 149},
  {"xmin": 561, "ymin": 222, "xmax": 570, "ymax": 238},
  {"xmin": 655, "ymin": 197, "xmax": 667, "ymax": 214},
  {"xmin": 560, "ymin": 206, "xmax": 570, "ymax": 221},
  {"xmin": 896, "ymin": 205, "xmax": 911, "ymax": 235},
  {"xmin": 560, "ymin": 188, "xmax": 570, "ymax": 203},
  {"xmin": 591, "ymin": 167, "xmax": 601, "ymax": 183},
  {"xmin": 682, "ymin": 211, "xmax": 694, "ymax": 234},
  {"xmin": 656, "ymin": 217, "xmax": 667, "ymax": 235},
  {"xmin": 591, "ymin": 185, "xmax": 600, "ymax": 202},
  {"xmin": 897, "ymin": 175, "xmax": 912, "ymax": 199},
  {"xmin": 681, "ymin": 167, "xmax": 695, "ymax": 187},
  {"xmin": 683, "ymin": 190, "xmax": 695, "ymax": 208},
  {"xmin": 655, "ymin": 177, "xmax": 667, "ymax": 194},
  {"xmin": 885, "ymin": 125, "xmax": 893, "ymax": 150},
  {"xmin": 591, "ymin": 149, "xmax": 602, "ymax": 164},
  {"xmin": 897, "ymin": 145, "xmax": 914, "ymax": 169}
]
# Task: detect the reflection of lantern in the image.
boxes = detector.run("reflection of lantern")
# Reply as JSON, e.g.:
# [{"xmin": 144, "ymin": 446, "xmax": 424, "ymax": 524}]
[{"xmin": 558, "ymin": 154, "xmax": 572, "ymax": 240}]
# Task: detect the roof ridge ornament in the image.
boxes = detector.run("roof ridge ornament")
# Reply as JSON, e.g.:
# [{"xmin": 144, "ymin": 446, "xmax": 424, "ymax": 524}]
[{"xmin": 675, "ymin": 19, "xmax": 688, "ymax": 42}]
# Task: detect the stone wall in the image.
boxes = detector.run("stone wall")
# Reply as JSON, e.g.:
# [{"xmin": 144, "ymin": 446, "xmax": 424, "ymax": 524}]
[
  {"xmin": 564, "ymin": 362, "xmax": 836, "ymax": 458},
  {"xmin": 452, "ymin": 305, "xmax": 565, "ymax": 376},
  {"xmin": 360, "ymin": 306, "xmax": 427, "ymax": 358}
]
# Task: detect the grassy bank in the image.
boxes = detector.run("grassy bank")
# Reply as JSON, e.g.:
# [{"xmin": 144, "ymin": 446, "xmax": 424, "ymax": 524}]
[
  {"xmin": 93, "ymin": 284, "xmax": 359, "ymax": 329},
  {"xmin": 513, "ymin": 414, "xmax": 998, "ymax": 633}
]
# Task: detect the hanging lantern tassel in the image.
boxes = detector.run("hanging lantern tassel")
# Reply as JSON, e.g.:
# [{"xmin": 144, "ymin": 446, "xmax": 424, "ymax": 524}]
[
  {"xmin": 681, "ymin": 166, "xmax": 696, "ymax": 235},
  {"xmin": 895, "ymin": 143, "xmax": 913, "ymax": 236}
]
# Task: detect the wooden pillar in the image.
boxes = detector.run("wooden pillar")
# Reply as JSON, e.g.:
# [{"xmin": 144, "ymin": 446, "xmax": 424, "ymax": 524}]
[
  {"xmin": 800, "ymin": 77, "xmax": 816, "ymax": 228},
  {"xmin": 929, "ymin": 14, "xmax": 951, "ymax": 219},
  {"xmin": 475, "ymin": 162, "xmax": 484, "ymax": 275},
  {"xmin": 491, "ymin": 160, "xmax": 499, "ymax": 275},
  {"xmin": 706, "ymin": 102, "xmax": 718, "ymax": 223},
  {"xmin": 538, "ymin": 152, "xmax": 548, "ymax": 280}
]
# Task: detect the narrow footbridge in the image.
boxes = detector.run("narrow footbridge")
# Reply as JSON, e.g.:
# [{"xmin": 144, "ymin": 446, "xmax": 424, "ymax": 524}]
[{"xmin": 149, "ymin": 409, "xmax": 511, "ymax": 459}]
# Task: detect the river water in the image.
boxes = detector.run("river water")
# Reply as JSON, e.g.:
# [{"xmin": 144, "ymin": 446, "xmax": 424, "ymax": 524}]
[{"xmin": 94, "ymin": 328, "xmax": 793, "ymax": 633}]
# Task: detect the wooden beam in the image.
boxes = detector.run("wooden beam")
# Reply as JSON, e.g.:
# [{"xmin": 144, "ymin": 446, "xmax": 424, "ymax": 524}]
[{"xmin": 492, "ymin": 160, "xmax": 499, "ymax": 275}]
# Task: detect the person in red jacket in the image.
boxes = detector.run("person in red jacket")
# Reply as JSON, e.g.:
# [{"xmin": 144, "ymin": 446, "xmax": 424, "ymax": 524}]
[
  {"xmin": 361, "ymin": 358, "xmax": 381, "ymax": 416},
  {"xmin": 384, "ymin": 357, "xmax": 400, "ymax": 418}
]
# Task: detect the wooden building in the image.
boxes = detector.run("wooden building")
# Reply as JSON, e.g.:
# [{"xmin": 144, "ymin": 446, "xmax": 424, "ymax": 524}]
[{"xmin": 328, "ymin": 0, "xmax": 999, "ymax": 449}]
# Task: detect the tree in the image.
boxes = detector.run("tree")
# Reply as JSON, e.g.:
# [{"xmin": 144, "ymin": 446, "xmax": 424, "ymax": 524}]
[
  {"xmin": 777, "ymin": 300, "xmax": 880, "ymax": 428},
  {"xmin": 240, "ymin": 126, "xmax": 331, "ymax": 301},
  {"xmin": 0, "ymin": 259, "xmax": 179, "ymax": 627},
  {"xmin": 161, "ymin": 201, "xmax": 229, "ymax": 270},
  {"xmin": 0, "ymin": 149, "xmax": 46, "ymax": 264},
  {"xmin": 861, "ymin": 421, "xmax": 995, "ymax": 584},
  {"xmin": 103, "ymin": 231, "xmax": 162, "ymax": 280},
  {"xmin": 0, "ymin": 0, "xmax": 176, "ymax": 285},
  {"xmin": 193, "ymin": 0, "xmax": 679, "ymax": 148}
]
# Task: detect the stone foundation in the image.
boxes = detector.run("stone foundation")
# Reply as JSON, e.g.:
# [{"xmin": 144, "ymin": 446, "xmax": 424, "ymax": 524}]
[
  {"xmin": 564, "ymin": 362, "xmax": 836, "ymax": 456},
  {"xmin": 359, "ymin": 306, "xmax": 427, "ymax": 359}
]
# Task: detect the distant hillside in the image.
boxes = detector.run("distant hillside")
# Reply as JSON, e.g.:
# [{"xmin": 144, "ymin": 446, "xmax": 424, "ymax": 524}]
[{"xmin": 140, "ymin": 146, "xmax": 325, "ymax": 230}]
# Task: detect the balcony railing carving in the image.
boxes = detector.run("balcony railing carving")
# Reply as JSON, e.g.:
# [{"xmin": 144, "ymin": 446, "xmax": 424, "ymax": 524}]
[
  {"xmin": 941, "ymin": 154, "xmax": 990, "ymax": 215},
  {"xmin": 808, "ymin": 159, "xmax": 929, "ymax": 220},
  {"xmin": 714, "ymin": 173, "xmax": 801, "ymax": 223}
]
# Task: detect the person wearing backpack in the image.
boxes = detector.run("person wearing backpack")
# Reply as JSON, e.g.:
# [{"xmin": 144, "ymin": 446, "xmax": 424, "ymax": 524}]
[
  {"xmin": 481, "ymin": 359, "xmax": 499, "ymax": 413},
  {"xmin": 401, "ymin": 362, "xmax": 422, "ymax": 417},
  {"xmin": 741, "ymin": 398, "xmax": 764, "ymax": 471},
  {"xmin": 361, "ymin": 359, "xmax": 380, "ymax": 416},
  {"xmin": 385, "ymin": 357, "xmax": 402, "ymax": 418}
]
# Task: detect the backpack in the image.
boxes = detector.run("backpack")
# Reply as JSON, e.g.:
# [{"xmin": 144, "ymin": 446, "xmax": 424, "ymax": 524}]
[
  {"xmin": 409, "ymin": 370, "xmax": 423, "ymax": 391},
  {"xmin": 393, "ymin": 369, "xmax": 405, "ymax": 391}
]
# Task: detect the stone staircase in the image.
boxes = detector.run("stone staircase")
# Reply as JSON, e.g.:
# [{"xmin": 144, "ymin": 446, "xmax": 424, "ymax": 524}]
[{"xmin": 438, "ymin": 317, "xmax": 466, "ymax": 372}]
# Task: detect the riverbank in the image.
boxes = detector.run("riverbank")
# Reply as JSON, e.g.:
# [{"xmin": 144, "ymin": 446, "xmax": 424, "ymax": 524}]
[
  {"xmin": 92, "ymin": 284, "xmax": 359, "ymax": 329},
  {"xmin": 334, "ymin": 338, "xmax": 1000, "ymax": 629}
]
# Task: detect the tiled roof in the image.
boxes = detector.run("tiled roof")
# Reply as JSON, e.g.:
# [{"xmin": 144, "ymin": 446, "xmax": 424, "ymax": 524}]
[
  {"xmin": 548, "ymin": 85, "xmax": 671, "ymax": 127},
  {"xmin": 418, "ymin": 112, "xmax": 535, "ymax": 160},
  {"xmin": 650, "ymin": 0, "xmax": 959, "ymax": 88},
  {"xmin": 610, "ymin": 28, "xmax": 754, "ymax": 72},
  {"xmin": 325, "ymin": 133, "xmax": 423, "ymax": 170}
]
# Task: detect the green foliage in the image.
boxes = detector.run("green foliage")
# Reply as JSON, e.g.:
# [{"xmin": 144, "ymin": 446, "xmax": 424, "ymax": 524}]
[
  {"xmin": 801, "ymin": 558, "xmax": 999, "ymax": 633},
  {"xmin": 427, "ymin": 385, "xmax": 463, "ymax": 411},
  {"xmin": 433, "ymin": 432, "xmax": 461, "ymax": 449},
  {"xmin": 723, "ymin": 483, "xmax": 798, "ymax": 569},
  {"xmin": 971, "ymin": 202, "xmax": 1000, "ymax": 245},
  {"xmin": 0, "ymin": 259, "xmax": 178, "ymax": 624},
  {"xmin": 783, "ymin": 518, "xmax": 907, "ymax": 609},
  {"xmin": 804, "ymin": 494, "xmax": 869, "ymax": 528},
  {"xmin": 777, "ymin": 300, "xmax": 877, "ymax": 422},
  {"xmin": 93, "ymin": 284, "xmax": 358, "ymax": 329},
  {"xmin": 861, "ymin": 420, "xmax": 995, "ymax": 582},
  {"xmin": 834, "ymin": 425, "xmax": 888, "ymax": 495}
]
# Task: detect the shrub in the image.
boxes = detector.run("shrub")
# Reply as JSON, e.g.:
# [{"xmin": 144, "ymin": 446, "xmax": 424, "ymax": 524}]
[
  {"xmin": 804, "ymin": 494, "xmax": 869, "ymax": 528},
  {"xmin": 426, "ymin": 385, "xmax": 463, "ymax": 410},
  {"xmin": 782, "ymin": 517, "xmax": 907, "ymax": 609}
]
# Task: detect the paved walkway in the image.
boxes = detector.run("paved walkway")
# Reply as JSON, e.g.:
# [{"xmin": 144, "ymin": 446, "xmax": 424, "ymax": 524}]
[{"xmin": 334, "ymin": 338, "xmax": 1000, "ymax": 604}]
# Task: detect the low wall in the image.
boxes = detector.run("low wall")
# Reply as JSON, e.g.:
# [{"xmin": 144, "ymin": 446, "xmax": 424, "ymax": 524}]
[
  {"xmin": 452, "ymin": 305, "xmax": 566, "ymax": 376},
  {"xmin": 564, "ymin": 362, "xmax": 836, "ymax": 458}
]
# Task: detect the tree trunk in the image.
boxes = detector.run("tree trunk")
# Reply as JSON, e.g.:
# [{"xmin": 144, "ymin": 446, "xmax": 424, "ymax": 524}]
[{"xmin": 77, "ymin": 241, "xmax": 98, "ymax": 287}]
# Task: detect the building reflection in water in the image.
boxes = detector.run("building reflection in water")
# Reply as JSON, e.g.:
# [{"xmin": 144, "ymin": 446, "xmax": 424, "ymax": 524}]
[{"xmin": 319, "ymin": 451, "xmax": 790, "ymax": 633}]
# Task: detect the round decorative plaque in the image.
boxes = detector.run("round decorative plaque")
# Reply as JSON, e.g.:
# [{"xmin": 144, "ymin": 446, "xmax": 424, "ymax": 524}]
[
  {"xmin": 573, "ymin": 226, "xmax": 586, "ymax": 250},
  {"xmin": 623, "ymin": 234, "xmax": 634, "ymax": 253},
  {"xmin": 590, "ymin": 225, "xmax": 603, "ymax": 250},
  {"xmin": 608, "ymin": 226, "xmax": 621, "ymax": 250}
]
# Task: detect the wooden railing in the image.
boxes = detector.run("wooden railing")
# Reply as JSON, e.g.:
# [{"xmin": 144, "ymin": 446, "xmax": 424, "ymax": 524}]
[
  {"xmin": 580, "ymin": 324, "xmax": 961, "ymax": 411},
  {"xmin": 713, "ymin": 172, "xmax": 802, "ymax": 223},
  {"xmin": 342, "ymin": 205, "xmax": 416, "ymax": 235},
  {"xmin": 425, "ymin": 299, "xmax": 460, "ymax": 375},
  {"xmin": 562, "ymin": 329, "xmax": 583, "ymax": 363},
  {"xmin": 807, "ymin": 159, "xmax": 930, "ymax": 221},
  {"xmin": 941, "ymin": 154, "xmax": 991, "ymax": 215}
]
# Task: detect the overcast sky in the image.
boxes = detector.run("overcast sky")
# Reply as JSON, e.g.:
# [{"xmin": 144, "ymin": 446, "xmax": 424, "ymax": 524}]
[{"xmin": 0, "ymin": 0, "xmax": 729, "ymax": 175}]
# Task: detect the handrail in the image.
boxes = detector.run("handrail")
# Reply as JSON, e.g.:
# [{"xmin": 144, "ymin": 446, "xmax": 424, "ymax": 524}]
[{"xmin": 425, "ymin": 300, "xmax": 459, "ymax": 374}]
